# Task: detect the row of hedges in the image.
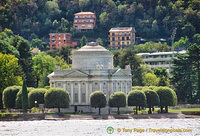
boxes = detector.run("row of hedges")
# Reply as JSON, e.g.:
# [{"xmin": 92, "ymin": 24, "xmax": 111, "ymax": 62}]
[
  {"xmin": 2, "ymin": 86, "xmax": 70, "ymax": 112},
  {"xmin": 90, "ymin": 87, "xmax": 177, "ymax": 115}
]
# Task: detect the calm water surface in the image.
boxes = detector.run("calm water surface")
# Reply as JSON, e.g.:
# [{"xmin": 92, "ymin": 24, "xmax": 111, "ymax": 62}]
[{"xmin": 0, "ymin": 119, "xmax": 199, "ymax": 136}]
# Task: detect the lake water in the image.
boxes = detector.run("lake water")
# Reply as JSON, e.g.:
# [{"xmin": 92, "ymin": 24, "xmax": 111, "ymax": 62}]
[{"xmin": 0, "ymin": 119, "xmax": 200, "ymax": 136}]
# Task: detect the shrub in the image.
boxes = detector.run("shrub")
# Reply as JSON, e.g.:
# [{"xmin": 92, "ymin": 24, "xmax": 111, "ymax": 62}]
[
  {"xmin": 15, "ymin": 87, "xmax": 34, "ymax": 109},
  {"xmin": 109, "ymin": 91, "xmax": 126, "ymax": 115},
  {"xmin": 144, "ymin": 89, "xmax": 160, "ymax": 114},
  {"xmin": 90, "ymin": 91, "xmax": 106, "ymax": 115},
  {"xmin": 22, "ymin": 80, "xmax": 28, "ymax": 113},
  {"xmin": 45, "ymin": 88, "xmax": 70, "ymax": 112},
  {"xmin": 128, "ymin": 90, "xmax": 146, "ymax": 114},
  {"xmin": 28, "ymin": 88, "xmax": 47, "ymax": 108},
  {"xmin": 154, "ymin": 87, "xmax": 177, "ymax": 113},
  {"xmin": 3, "ymin": 86, "xmax": 21, "ymax": 109}
]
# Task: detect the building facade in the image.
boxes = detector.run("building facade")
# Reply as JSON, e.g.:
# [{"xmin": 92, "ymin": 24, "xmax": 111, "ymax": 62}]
[
  {"xmin": 49, "ymin": 33, "xmax": 77, "ymax": 50},
  {"xmin": 48, "ymin": 42, "xmax": 132, "ymax": 109},
  {"xmin": 136, "ymin": 50, "xmax": 186, "ymax": 70},
  {"xmin": 73, "ymin": 12, "xmax": 96, "ymax": 30},
  {"xmin": 109, "ymin": 27, "xmax": 136, "ymax": 49}
]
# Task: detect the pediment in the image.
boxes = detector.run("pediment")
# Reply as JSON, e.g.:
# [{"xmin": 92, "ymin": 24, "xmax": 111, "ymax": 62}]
[
  {"xmin": 112, "ymin": 69, "xmax": 129, "ymax": 77},
  {"xmin": 64, "ymin": 70, "xmax": 88, "ymax": 77}
]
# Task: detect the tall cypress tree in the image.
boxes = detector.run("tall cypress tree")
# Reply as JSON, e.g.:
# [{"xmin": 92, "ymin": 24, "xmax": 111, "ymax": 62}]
[{"xmin": 22, "ymin": 80, "xmax": 28, "ymax": 113}]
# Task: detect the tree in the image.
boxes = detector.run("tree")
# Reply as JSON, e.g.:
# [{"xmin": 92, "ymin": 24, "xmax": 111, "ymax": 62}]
[
  {"xmin": 143, "ymin": 73, "xmax": 159, "ymax": 86},
  {"xmin": 15, "ymin": 87, "xmax": 34, "ymax": 109},
  {"xmin": 181, "ymin": 23, "xmax": 196, "ymax": 40},
  {"xmin": 80, "ymin": 35, "xmax": 88, "ymax": 47},
  {"xmin": 0, "ymin": 53, "xmax": 22, "ymax": 108},
  {"xmin": 193, "ymin": 33, "xmax": 200, "ymax": 45},
  {"xmin": 16, "ymin": 37, "xmax": 35, "ymax": 87},
  {"xmin": 22, "ymin": 80, "xmax": 28, "ymax": 113},
  {"xmin": 153, "ymin": 68, "xmax": 169, "ymax": 86},
  {"xmin": 32, "ymin": 52, "xmax": 55, "ymax": 87},
  {"xmin": 109, "ymin": 91, "xmax": 126, "ymax": 115},
  {"xmin": 171, "ymin": 54, "xmax": 195, "ymax": 103},
  {"xmin": 59, "ymin": 46, "xmax": 71, "ymax": 64},
  {"xmin": 188, "ymin": 44, "xmax": 200, "ymax": 100},
  {"xmin": 2, "ymin": 86, "xmax": 21, "ymax": 109},
  {"xmin": 128, "ymin": 90, "xmax": 146, "ymax": 114},
  {"xmin": 119, "ymin": 48, "xmax": 144, "ymax": 86},
  {"xmin": 28, "ymin": 88, "xmax": 47, "ymax": 108},
  {"xmin": 154, "ymin": 87, "xmax": 177, "ymax": 113},
  {"xmin": 45, "ymin": 88, "xmax": 70, "ymax": 112},
  {"xmin": 31, "ymin": 38, "xmax": 46, "ymax": 50},
  {"xmin": 90, "ymin": 91, "xmax": 106, "ymax": 115},
  {"xmin": 174, "ymin": 37, "xmax": 191, "ymax": 49},
  {"xmin": 144, "ymin": 89, "xmax": 160, "ymax": 114}
]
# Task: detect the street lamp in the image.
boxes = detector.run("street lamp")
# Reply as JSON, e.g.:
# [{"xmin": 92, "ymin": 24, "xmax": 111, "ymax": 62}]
[{"xmin": 34, "ymin": 100, "xmax": 37, "ymax": 107}]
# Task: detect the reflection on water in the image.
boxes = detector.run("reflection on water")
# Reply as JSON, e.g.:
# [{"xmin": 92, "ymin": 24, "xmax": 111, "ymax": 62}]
[{"xmin": 0, "ymin": 119, "xmax": 199, "ymax": 136}]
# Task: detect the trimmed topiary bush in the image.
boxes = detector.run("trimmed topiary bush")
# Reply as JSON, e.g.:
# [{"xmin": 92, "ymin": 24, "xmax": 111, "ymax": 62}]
[
  {"xmin": 154, "ymin": 87, "xmax": 177, "ymax": 113},
  {"xmin": 128, "ymin": 90, "xmax": 146, "ymax": 114},
  {"xmin": 45, "ymin": 88, "xmax": 70, "ymax": 112},
  {"xmin": 144, "ymin": 89, "xmax": 160, "ymax": 114},
  {"xmin": 22, "ymin": 80, "xmax": 28, "ymax": 113},
  {"xmin": 90, "ymin": 91, "xmax": 106, "ymax": 115},
  {"xmin": 28, "ymin": 88, "xmax": 47, "ymax": 108},
  {"xmin": 2, "ymin": 86, "xmax": 21, "ymax": 109},
  {"xmin": 109, "ymin": 91, "xmax": 126, "ymax": 115},
  {"xmin": 15, "ymin": 87, "xmax": 35, "ymax": 109}
]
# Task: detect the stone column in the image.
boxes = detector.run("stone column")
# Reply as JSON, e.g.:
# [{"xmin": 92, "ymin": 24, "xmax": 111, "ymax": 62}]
[
  {"xmin": 86, "ymin": 82, "xmax": 89, "ymax": 105},
  {"xmin": 50, "ymin": 81, "xmax": 52, "ymax": 88},
  {"xmin": 125, "ymin": 81, "xmax": 127, "ymax": 94},
  {"xmin": 78, "ymin": 82, "xmax": 81, "ymax": 104},
  {"xmin": 99, "ymin": 81, "xmax": 103, "ymax": 92},
  {"xmin": 71, "ymin": 82, "xmax": 74, "ymax": 105},
  {"xmin": 63, "ymin": 81, "xmax": 66, "ymax": 90}
]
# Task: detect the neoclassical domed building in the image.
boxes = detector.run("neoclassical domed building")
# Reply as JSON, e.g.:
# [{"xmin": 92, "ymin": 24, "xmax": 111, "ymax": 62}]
[{"xmin": 48, "ymin": 42, "xmax": 132, "ymax": 110}]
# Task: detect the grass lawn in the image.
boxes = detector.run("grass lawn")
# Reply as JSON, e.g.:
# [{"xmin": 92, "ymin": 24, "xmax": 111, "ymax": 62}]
[{"xmin": 168, "ymin": 108, "xmax": 200, "ymax": 113}]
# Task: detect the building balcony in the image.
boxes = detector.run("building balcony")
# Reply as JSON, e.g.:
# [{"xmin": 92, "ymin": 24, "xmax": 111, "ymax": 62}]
[
  {"xmin": 75, "ymin": 17, "xmax": 96, "ymax": 19},
  {"xmin": 73, "ymin": 22, "xmax": 95, "ymax": 24},
  {"xmin": 142, "ymin": 57, "xmax": 171, "ymax": 62},
  {"xmin": 148, "ymin": 64, "xmax": 171, "ymax": 69}
]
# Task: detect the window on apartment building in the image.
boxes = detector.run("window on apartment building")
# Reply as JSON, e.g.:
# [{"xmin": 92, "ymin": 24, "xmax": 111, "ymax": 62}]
[
  {"xmin": 122, "ymin": 37, "xmax": 125, "ymax": 40},
  {"xmin": 118, "ymin": 42, "xmax": 120, "ymax": 45},
  {"xmin": 127, "ymin": 37, "xmax": 129, "ymax": 40},
  {"xmin": 57, "ymin": 45, "xmax": 59, "ymax": 47},
  {"xmin": 81, "ymin": 25, "xmax": 85, "ymax": 28},
  {"xmin": 127, "ymin": 42, "xmax": 129, "ymax": 45},
  {"xmin": 88, "ymin": 24, "xmax": 92, "ymax": 27},
  {"xmin": 112, "ymin": 37, "xmax": 115, "ymax": 41},
  {"xmin": 75, "ymin": 20, "xmax": 77, "ymax": 22},
  {"xmin": 122, "ymin": 32, "xmax": 125, "ymax": 36},
  {"xmin": 112, "ymin": 42, "xmax": 115, "ymax": 46},
  {"xmin": 75, "ymin": 16, "xmax": 79, "ymax": 18},
  {"xmin": 75, "ymin": 25, "xmax": 78, "ymax": 28},
  {"xmin": 118, "ymin": 37, "xmax": 120, "ymax": 40},
  {"xmin": 112, "ymin": 33, "xmax": 115, "ymax": 36},
  {"xmin": 122, "ymin": 42, "xmax": 124, "ymax": 45}
]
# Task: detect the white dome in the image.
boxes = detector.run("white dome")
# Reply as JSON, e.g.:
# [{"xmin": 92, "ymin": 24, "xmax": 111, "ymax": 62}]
[{"xmin": 72, "ymin": 42, "xmax": 113, "ymax": 69}]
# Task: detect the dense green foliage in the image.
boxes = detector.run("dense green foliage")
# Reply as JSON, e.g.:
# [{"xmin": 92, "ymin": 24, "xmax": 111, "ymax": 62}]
[
  {"xmin": 80, "ymin": 35, "xmax": 88, "ymax": 47},
  {"xmin": 28, "ymin": 88, "xmax": 47, "ymax": 108},
  {"xmin": 44, "ymin": 88, "xmax": 70, "ymax": 112},
  {"xmin": 144, "ymin": 89, "xmax": 160, "ymax": 114},
  {"xmin": 15, "ymin": 87, "xmax": 34, "ymax": 109},
  {"xmin": 22, "ymin": 80, "xmax": 28, "ymax": 112},
  {"xmin": 128, "ymin": 90, "xmax": 146, "ymax": 107},
  {"xmin": 128, "ymin": 90, "xmax": 146, "ymax": 114},
  {"xmin": 2, "ymin": 86, "xmax": 21, "ymax": 109},
  {"xmin": 109, "ymin": 91, "xmax": 126, "ymax": 114},
  {"xmin": 155, "ymin": 87, "xmax": 177, "ymax": 106},
  {"xmin": 90, "ymin": 91, "xmax": 106, "ymax": 115},
  {"xmin": 171, "ymin": 44, "xmax": 200, "ymax": 103},
  {"xmin": 0, "ymin": 0, "xmax": 200, "ymax": 42}
]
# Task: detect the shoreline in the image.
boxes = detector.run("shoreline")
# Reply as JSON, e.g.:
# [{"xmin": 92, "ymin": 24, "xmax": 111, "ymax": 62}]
[{"xmin": 0, "ymin": 113, "xmax": 200, "ymax": 121}]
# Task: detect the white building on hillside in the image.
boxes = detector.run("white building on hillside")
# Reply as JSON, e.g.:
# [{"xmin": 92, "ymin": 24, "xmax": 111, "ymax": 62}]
[
  {"xmin": 48, "ymin": 42, "xmax": 132, "ymax": 112},
  {"xmin": 136, "ymin": 50, "xmax": 186, "ymax": 70}
]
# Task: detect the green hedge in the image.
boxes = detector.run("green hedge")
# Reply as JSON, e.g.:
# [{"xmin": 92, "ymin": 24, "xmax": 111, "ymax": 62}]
[
  {"xmin": 28, "ymin": 88, "xmax": 47, "ymax": 108},
  {"xmin": 3, "ymin": 86, "xmax": 21, "ymax": 108},
  {"xmin": 44, "ymin": 88, "xmax": 70, "ymax": 112},
  {"xmin": 154, "ymin": 87, "xmax": 177, "ymax": 106},
  {"xmin": 128, "ymin": 90, "xmax": 146, "ymax": 107},
  {"xmin": 15, "ymin": 87, "xmax": 35, "ymax": 109},
  {"xmin": 109, "ymin": 91, "xmax": 126, "ymax": 114},
  {"xmin": 90, "ymin": 91, "xmax": 106, "ymax": 115}
]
